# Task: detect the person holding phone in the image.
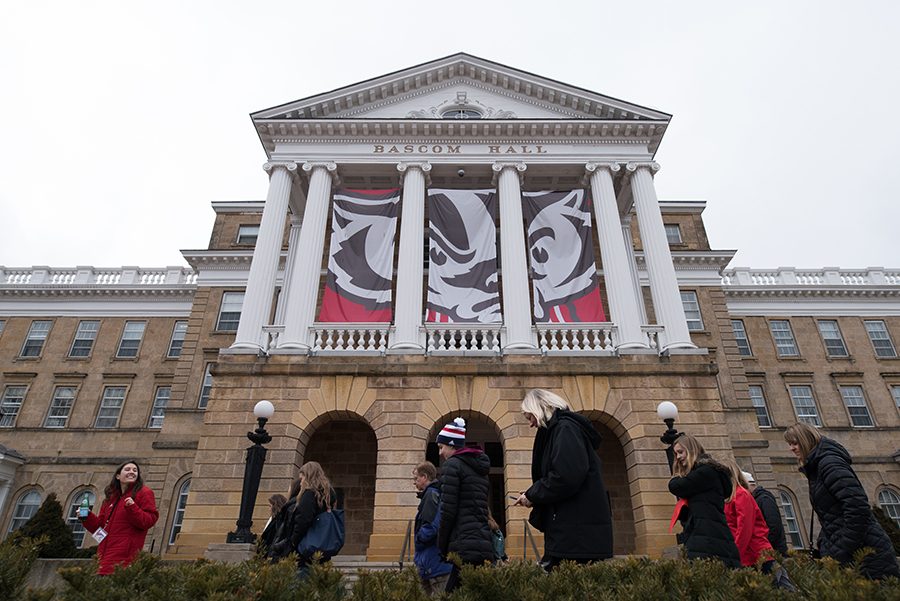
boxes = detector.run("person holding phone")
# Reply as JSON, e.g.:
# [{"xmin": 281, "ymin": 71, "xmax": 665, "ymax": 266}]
[
  {"xmin": 80, "ymin": 461, "xmax": 159, "ymax": 575},
  {"xmin": 513, "ymin": 389, "xmax": 613, "ymax": 570}
]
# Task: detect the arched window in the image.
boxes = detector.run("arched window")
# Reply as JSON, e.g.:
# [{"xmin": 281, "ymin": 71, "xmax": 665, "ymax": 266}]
[
  {"xmin": 878, "ymin": 488, "xmax": 900, "ymax": 529},
  {"xmin": 7, "ymin": 490, "xmax": 41, "ymax": 533},
  {"xmin": 168, "ymin": 479, "xmax": 190, "ymax": 545},
  {"xmin": 778, "ymin": 489, "xmax": 804, "ymax": 548},
  {"xmin": 66, "ymin": 490, "xmax": 96, "ymax": 548}
]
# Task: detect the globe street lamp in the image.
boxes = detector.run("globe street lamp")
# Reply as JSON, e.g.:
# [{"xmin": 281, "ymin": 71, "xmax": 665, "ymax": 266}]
[
  {"xmin": 226, "ymin": 400, "xmax": 275, "ymax": 544},
  {"xmin": 656, "ymin": 401, "xmax": 680, "ymax": 474}
]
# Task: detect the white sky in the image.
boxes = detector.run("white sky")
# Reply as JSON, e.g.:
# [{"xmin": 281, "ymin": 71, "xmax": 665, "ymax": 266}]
[{"xmin": 1, "ymin": 1, "xmax": 898, "ymax": 270}]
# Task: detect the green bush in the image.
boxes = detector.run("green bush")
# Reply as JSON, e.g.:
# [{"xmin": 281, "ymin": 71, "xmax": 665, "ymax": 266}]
[
  {"xmin": 14, "ymin": 493, "xmax": 78, "ymax": 559},
  {"xmin": 871, "ymin": 505, "xmax": 900, "ymax": 555},
  {"xmin": 0, "ymin": 535, "xmax": 44, "ymax": 601}
]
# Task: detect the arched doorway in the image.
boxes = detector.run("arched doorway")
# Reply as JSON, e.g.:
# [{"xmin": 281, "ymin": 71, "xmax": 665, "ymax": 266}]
[
  {"xmin": 590, "ymin": 418, "xmax": 636, "ymax": 555},
  {"xmin": 302, "ymin": 417, "xmax": 377, "ymax": 556},
  {"xmin": 426, "ymin": 413, "xmax": 506, "ymax": 534}
]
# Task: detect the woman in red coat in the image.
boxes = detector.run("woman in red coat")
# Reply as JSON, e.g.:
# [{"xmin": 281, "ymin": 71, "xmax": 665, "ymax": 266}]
[
  {"xmin": 80, "ymin": 461, "xmax": 159, "ymax": 575},
  {"xmin": 723, "ymin": 458, "xmax": 773, "ymax": 568}
]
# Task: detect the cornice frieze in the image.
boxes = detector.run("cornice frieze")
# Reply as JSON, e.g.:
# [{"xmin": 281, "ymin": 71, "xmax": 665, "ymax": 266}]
[
  {"xmin": 724, "ymin": 287, "xmax": 900, "ymax": 299},
  {"xmin": 0, "ymin": 287, "xmax": 195, "ymax": 299}
]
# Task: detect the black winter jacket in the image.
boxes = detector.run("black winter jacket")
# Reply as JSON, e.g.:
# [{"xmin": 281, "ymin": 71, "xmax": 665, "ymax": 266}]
[
  {"xmin": 437, "ymin": 448, "xmax": 494, "ymax": 564},
  {"xmin": 525, "ymin": 409, "xmax": 613, "ymax": 560},
  {"xmin": 801, "ymin": 437, "xmax": 899, "ymax": 580},
  {"xmin": 267, "ymin": 497, "xmax": 297, "ymax": 561},
  {"xmin": 669, "ymin": 455, "xmax": 741, "ymax": 568},
  {"xmin": 751, "ymin": 485, "xmax": 788, "ymax": 555},
  {"xmin": 269, "ymin": 488, "xmax": 336, "ymax": 565}
]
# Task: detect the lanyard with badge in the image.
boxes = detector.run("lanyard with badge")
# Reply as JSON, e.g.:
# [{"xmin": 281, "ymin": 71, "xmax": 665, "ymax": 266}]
[{"xmin": 92, "ymin": 495, "xmax": 126, "ymax": 544}]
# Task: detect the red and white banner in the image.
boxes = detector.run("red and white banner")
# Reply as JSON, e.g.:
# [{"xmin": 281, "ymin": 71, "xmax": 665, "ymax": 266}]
[
  {"xmin": 425, "ymin": 189, "xmax": 501, "ymax": 323},
  {"xmin": 522, "ymin": 190, "xmax": 607, "ymax": 323},
  {"xmin": 317, "ymin": 188, "xmax": 400, "ymax": 322}
]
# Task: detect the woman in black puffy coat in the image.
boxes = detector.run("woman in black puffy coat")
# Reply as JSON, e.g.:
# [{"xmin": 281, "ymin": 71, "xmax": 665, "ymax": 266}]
[
  {"xmin": 785, "ymin": 422, "xmax": 899, "ymax": 580},
  {"xmin": 668, "ymin": 434, "xmax": 741, "ymax": 567},
  {"xmin": 514, "ymin": 389, "xmax": 613, "ymax": 569}
]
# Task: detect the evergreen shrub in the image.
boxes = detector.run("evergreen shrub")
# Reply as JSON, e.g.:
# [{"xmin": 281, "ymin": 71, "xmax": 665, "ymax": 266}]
[
  {"xmin": 0, "ymin": 535, "xmax": 43, "ymax": 601},
  {"xmin": 871, "ymin": 505, "xmax": 900, "ymax": 555},
  {"xmin": 13, "ymin": 493, "xmax": 80, "ymax": 559}
]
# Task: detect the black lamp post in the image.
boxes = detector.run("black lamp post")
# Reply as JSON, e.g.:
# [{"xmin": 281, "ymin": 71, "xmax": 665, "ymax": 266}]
[
  {"xmin": 656, "ymin": 401, "xmax": 680, "ymax": 474},
  {"xmin": 226, "ymin": 400, "xmax": 275, "ymax": 544}
]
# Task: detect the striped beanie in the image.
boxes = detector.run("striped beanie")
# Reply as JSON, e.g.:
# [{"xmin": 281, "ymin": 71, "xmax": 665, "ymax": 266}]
[{"xmin": 436, "ymin": 417, "xmax": 466, "ymax": 448}]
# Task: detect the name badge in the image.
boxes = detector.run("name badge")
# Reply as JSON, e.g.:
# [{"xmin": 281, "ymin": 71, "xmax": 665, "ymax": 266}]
[{"xmin": 92, "ymin": 527, "xmax": 108, "ymax": 543}]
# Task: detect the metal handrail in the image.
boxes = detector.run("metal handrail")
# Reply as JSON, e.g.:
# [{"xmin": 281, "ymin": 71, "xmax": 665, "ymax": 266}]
[
  {"xmin": 522, "ymin": 519, "xmax": 541, "ymax": 562},
  {"xmin": 398, "ymin": 519, "xmax": 413, "ymax": 569}
]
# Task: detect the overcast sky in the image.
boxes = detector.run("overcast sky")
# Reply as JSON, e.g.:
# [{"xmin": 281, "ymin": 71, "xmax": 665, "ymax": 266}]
[{"xmin": 1, "ymin": 1, "xmax": 897, "ymax": 271}]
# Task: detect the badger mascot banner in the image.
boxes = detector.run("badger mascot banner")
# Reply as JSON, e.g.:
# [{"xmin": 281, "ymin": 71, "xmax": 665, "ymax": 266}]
[
  {"xmin": 522, "ymin": 190, "xmax": 607, "ymax": 323},
  {"xmin": 426, "ymin": 189, "xmax": 502, "ymax": 323},
  {"xmin": 317, "ymin": 188, "xmax": 401, "ymax": 322}
]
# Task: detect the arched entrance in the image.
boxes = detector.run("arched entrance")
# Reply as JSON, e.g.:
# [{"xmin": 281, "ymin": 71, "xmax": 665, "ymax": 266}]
[
  {"xmin": 590, "ymin": 417, "xmax": 636, "ymax": 555},
  {"xmin": 302, "ymin": 416, "xmax": 377, "ymax": 556},
  {"xmin": 426, "ymin": 413, "xmax": 506, "ymax": 534}
]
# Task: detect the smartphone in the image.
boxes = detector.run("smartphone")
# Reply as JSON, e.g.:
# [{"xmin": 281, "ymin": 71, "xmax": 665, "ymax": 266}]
[{"xmin": 508, "ymin": 494, "xmax": 520, "ymax": 500}]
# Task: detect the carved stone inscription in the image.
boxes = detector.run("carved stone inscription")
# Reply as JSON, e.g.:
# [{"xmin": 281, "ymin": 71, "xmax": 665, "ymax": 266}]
[{"xmin": 372, "ymin": 144, "xmax": 548, "ymax": 155}]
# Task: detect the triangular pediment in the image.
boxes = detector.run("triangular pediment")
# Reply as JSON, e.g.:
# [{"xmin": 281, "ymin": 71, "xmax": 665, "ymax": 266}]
[{"xmin": 252, "ymin": 53, "xmax": 670, "ymax": 122}]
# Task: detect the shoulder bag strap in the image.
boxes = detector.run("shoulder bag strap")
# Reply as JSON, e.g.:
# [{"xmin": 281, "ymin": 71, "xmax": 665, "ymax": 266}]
[{"xmin": 808, "ymin": 510, "xmax": 815, "ymax": 550}]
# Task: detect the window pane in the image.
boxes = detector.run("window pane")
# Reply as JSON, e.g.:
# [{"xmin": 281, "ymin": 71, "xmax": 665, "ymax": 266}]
[
  {"xmin": 817, "ymin": 320, "xmax": 848, "ymax": 357},
  {"xmin": 66, "ymin": 491, "xmax": 96, "ymax": 548},
  {"xmin": 865, "ymin": 321, "xmax": 897, "ymax": 358},
  {"xmin": 680, "ymin": 291, "xmax": 703, "ymax": 331},
  {"xmin": 69, "ymin": 320, "xmax": 100, "ymax": 357},
  {"xmin": 21, "ymin": 320, "xmax": 52, "ymax": 357},
  {"xmin": 45, "ymin": 387, "xmax": 76, "ymax": 428},
  {"xmin": 236, "ymin": 225, "xmax": 260, "ymax": 245},
  {"xmin": 779, "ymin": 491, "xmax": 804, "ymax": 548},
  {"xmin": 148, "ymin": 387, "xmax": 171, "ymax": 428},
  {"xmin": 0, "ymin": 385, "xmax": 26, "ymax": 427},
  {"xmin": 731, "ymin": 320, "xmax": 752, "ymax": 356},
  {"xmin": 892, "ymin": 386, "xmax": 900, "ymax": 412},
  {"xmin": 95, "ymin": 387, "xmax": 127, "ymax": 428},
  {"xmin": 217, "ymin": 293, "xmax": 244, "ymax": 332},
  {"xmin": 878, "ymin": 489, "xmax": 900, "ymax": 529},
  {"xmin": 770, "ymin": 320, "xmax": 799, "ymax": 356},
  {"xmin": 0, "ymin": 320, "xmax": 5, "ymax": 337},
  {"xmin": 8, "ymin": 491, "xmax": 42, "ymax": 532},
  {"xmin": 748, "ymin": 385, "xmax": 771, "ymax": 428},
  {"xmin": 169, "ymin": 480, "xmax": 191, "ymax": 545},
  {"xmin": 839, "ymin": 385, "xmax": 873, "ymax": 427},
  {"xmin": 167, "ymin": 321, "xmax": 188, "ymax": 358},
  {"xmin": 198, "ymin": 365, "xmax": 213, "ymax": 409},
  {"xmin": 664, "ymin": 224, "xmax": 682, "ymax": 244},
  {"xmin": 789, "ymin": 385, "xmax": 821, "ymax": 426},
  {"xmin": 116, "ymin": 321, "xmax": 146, "ymax": 358}
]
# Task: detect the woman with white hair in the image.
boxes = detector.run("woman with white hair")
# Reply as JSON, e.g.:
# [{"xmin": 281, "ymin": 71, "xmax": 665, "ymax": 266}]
[{"xmin": 514, "ymin": 389, "xmax": 612, "ymax": 569}]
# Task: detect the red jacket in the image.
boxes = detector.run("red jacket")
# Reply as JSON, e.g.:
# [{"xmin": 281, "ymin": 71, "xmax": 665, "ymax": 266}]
[
  {"xmin": 725, "ymin": 485, "xmax": 773, "ymax": 567},
  {"xmin": 83, "ymin": 485, "xmax": 159, "ymax": 575}
]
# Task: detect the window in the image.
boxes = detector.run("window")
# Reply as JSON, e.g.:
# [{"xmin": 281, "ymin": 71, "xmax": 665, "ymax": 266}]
[
  {"xmin": 864, "ymin": 320, "xmax": 897, "ymax": 358},
  {"xmin": 236, "ymin": 225, "xmax": 260, "ymax": 245},
  {"xmin": 116, "ymin": 321, "xmax": 146, "ymax": 358},
  {"xmin": 69, "ymin": 320, "xmax": 100, "ymax": 358},
  {"xmin": 66, "ymin": 490, "xmax": 95, "ymax": 548},
  {"xmin": 7, "ymin": 490, "xmax": 41, "ymax": 533},
  {"xmin": 817, "ymin": 320, "xmax": 848, "ymax": 357},
  {"xmin": 169, "ymin": 479, "xmax": 191, "ymax": 545},
  {"xmin": 167, "ymin": 321, "xmax": 188, "ymax": 358},
  {"xmin": 0, "ymin": 319, "xmax": 5, "ymax": 337},
  {"xmin": 21, "ymin": 320, "xmax": 52, "ymax": 357},
  {"xmin": 198, "ymin": 364, "xmax": 213, "ymax": 409},
  {"xmin": 216, "ymin": 292, "xmax": 244, "ymax": 332},
  {"xmin": 664, "ymin": 223, "xmax": 683, "ymax": 244},
  {"xmin": 769, "ymin": 320, "xmax": 799, "ymax": 357},
  {"xmin": 148, "ymin": 386, "xmax": 171, "ymax": 428},
  {"xmin": 788, "ymin": 385, "xmax": 821, "ymax": 426},
  {"xmin": 440, "ymin": 108, "xmax": 482, "ymax": 119},
  {"xmin": 839, "ymin": 385, "xmax": 873, "ymax": 427},
  {"xmin": 0, "ymin": 385, "xmax": 26, "ymax": 427},
  {"xmin": 778, "ymin": 490, "xmax": 804, "ymax": 548},
  {"xmin": 680, "ymin": 291, "xmax": 703, "ymax": 331},
  {"xmin": 878, "ymin": 489, "xmax": 900, "ymax": 529},
  {"xmin": 44, "ymin": 387, "xmax": 77, "ymax": 428},
  {"xmin": 892, "ymin": 385, "xmax": 900, "ymax": 412},
  {"xmin": 731, "ymin": 320, "xmax": 752, "ymax": 356},
  {"xmin": 95, "ymin": 386, "xmax": 127, "ymax": 428},
  {"xmin": 748, "ymin": 385, "xmax": 772, "ymax": 428}
]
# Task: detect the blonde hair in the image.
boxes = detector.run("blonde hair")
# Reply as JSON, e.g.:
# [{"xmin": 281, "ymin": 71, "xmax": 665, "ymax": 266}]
[
  {"xmin": 784, "ymin": 422, "xmax": 822, "ymax": 465},
  {"xmin": 521, "ymin": 389, "xmax": 570, "ymax": 428},
  {"xmin": 672, "ymin": 434, "xmax": 705, "ymax": 477},
  {"xmin": 297, "ymin": 461, "xmax": 333, "ymax": 508},
  {"xmin": 721, "ymin": 456, "xmax": 750, "ymax": 503}
]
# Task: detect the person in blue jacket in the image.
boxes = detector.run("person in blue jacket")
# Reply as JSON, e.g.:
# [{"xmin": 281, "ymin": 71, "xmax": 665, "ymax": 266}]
[{"xmin": 412, "ymin": 461, "xmax": 452, "ymax": 595}]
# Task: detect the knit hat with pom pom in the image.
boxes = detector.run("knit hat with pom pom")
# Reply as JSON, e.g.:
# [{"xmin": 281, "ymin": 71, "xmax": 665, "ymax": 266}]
[{"xmin": 436, "ymin": 417, "xmax": 466, "ymax": 448}]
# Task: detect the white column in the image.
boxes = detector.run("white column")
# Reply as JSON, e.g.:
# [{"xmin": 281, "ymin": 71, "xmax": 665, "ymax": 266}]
[
  {"xmin": 622, "ymin": 215, "xmax": 649, "ymax": 324},
  {"xmin": 493, "ymin": 162, "xmax": 537, "ymax": 351},
  {"xmin": 231, "ymin": 162, "xmax": 296, "ymax": 352},
  {"xmin": 585, "ymin": 163, "xmax": 646, "ymax": 349},
  {"xmin": 389, "ymin": 162, "xmax": 430, "ymax": 351},
  {"xmin": 627, "ymin": 162, "xmax": 695, "ymax": 350},
  {"xmin": 278, "ymin": 162, "xmax": 338, "ymax": 350},
  {"xmin": 273, "ymin": 217, "xmax": 302, "ymax": 325}
]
